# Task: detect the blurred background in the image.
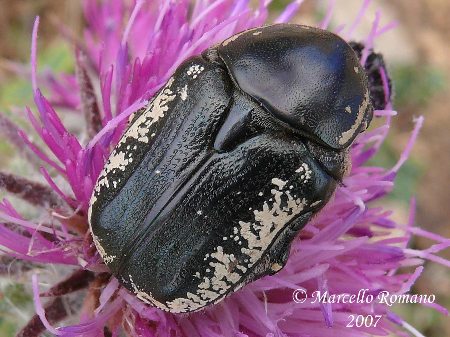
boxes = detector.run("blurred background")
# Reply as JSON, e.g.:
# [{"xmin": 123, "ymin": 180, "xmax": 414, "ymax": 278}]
[{"xmin": 0, "ymin": 0, "xmax": 448, "ymax": 336}]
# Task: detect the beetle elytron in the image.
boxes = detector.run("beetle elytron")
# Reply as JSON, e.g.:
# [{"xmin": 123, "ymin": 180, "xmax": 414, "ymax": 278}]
[{"xmin": 88, "ymin": 24, "xmax": 378, "ymax": 313}]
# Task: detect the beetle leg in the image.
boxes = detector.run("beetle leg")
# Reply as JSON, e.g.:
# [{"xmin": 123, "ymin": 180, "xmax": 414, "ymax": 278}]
[{"xmin": 349, "ymin": 41, "xmax": 392, "ymax": 111}]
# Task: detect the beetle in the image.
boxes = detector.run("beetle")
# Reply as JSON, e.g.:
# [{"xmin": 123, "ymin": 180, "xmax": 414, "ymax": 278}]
[
  {"xmin": 88, "ymin": 24, "xmax": 374, "ymax": 313},
  {"xmin": 349, "ymin": 41, "xmax": 392, "ymax": 110}
]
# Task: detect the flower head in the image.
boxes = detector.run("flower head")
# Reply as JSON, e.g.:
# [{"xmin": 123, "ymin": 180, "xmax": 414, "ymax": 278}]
[{"xmin": 0, "ymin": 1, "xmax": 448, "ymax": 336}]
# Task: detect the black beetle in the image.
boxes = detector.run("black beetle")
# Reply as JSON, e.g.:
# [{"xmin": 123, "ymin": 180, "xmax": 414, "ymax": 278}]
[
  {"xmin": 349, "ymin": 41, "xmax": 392, "ymax": 110},
  {"xmin": 88, "ymin": 24, "xmax": 374, "ymax": 313}
]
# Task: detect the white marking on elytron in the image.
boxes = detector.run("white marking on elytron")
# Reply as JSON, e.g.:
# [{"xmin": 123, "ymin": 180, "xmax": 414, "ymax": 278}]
[
  {"xmin": 239, "ymin": 181, "xmax": 307, "ymax": 262},
  {"xmin": 345, "ymin": 106, "xmax": 352, "ymax": 114},
  {"xmin": 338, "ymin": 90, "xmax": 370, "ymax": 145},
  {"xmin": 91, "ymin": 233, "xmax": 116, "ymax": 264},
  {"xmin": 180, "ymin": 84, "xmax": 188, "ymax": 101},
  {"xmin": 236, "ymin": 191, "xmax": 241, "ymax": 195},
  {"xmin": 162, "ymin": 178, "xmax": 309, "ymax": 312},
  {"xmin": 135, "ymin": 77, "xmax": 176, "ymax": 133},
  {"xmin": 122, "ymin": 77, "xmax": 176, "ymax": 144},
  {"xmin": 258, "ymin": 192, "xmax": 263, "ymax": 196},
  {"xmin": 223, "ymin": 236, "xmax": 227, "ymax": 241},
  {"xmin": 271, "ymin": 177, "xmax": 287, "ymax": 189},
  {"xmin": 87, "ymin": 193, "xmax": 96, "ymax": 223},
  {"xmin": 271, "ymin": 263, "xmax": 283, "ymax": 272},
  {"xmin": 186, "ymin": 65, "xmax": 204, "ymax": 79},
  {"xmin": 91, "ymin": 151, "xmax": 133, "ymax": 201},
  {"xmin": 197, "ymin": 210, "xmax": 203, "ymax": 215},
  {"xmin": 129, "ymin": 275, "xmax": 170, "ymax": 311},
  {"xmin": 237, "ymin": 265, "xmax": 247, "ymax": 272},
  {"xmin": 108, "ymin": 152, "xmax": 133, "ymax": 172},
  {"xmin": 354, "ymin": 66, "xmax": 359, "ymax": 73},
  {"xmin": 295, "ymin": 163, "xmax": 312, "ymax": 182},
  {"xmin": 311, "ymin": 200, "xmax": 322, "ymax": 207},
  {"xmin": 289, "ymin": 185, "xmax": 293, "ymax": 189},
  {"xmin": 164, "ymin": 246, "xmax": 243, "ymax": 312},
  {"xmin": 155, "ymin": 170, "xmax": 161, "ymax": 174},
  {"xmin": 103, "ymin": 255, "xmax": 116, "ymax": 264},
  {"xmin": 89, "ymin": 77, "xmax": 177, "ymax": 211}
]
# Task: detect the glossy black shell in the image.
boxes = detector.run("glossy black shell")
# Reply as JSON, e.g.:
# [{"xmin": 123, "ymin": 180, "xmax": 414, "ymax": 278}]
[{"xmin": 88, "ymin": 24, "xmax": 373, "ymax": 313}]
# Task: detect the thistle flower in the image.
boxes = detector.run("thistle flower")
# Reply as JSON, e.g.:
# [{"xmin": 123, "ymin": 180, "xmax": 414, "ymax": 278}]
[{"xmin": 0, "ymin": 1, "xmax": 449, "ymax": 337}]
